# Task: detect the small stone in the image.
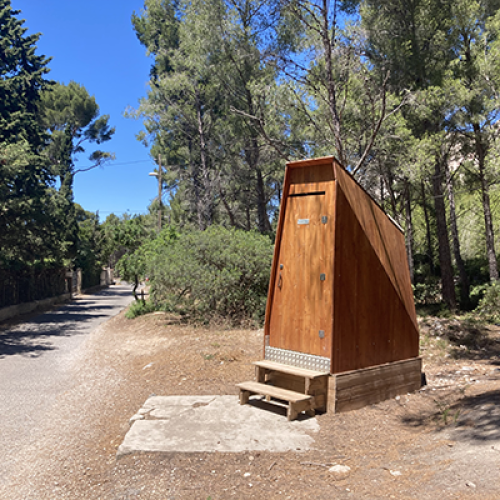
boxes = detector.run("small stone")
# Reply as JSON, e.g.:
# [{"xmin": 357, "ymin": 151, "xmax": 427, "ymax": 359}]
[
  {"xmin": 329, "ymin": 464, "xmax": 351, "ymax": 479},
  {"xmin": 466, "ymin": 481, "xmax": 476, "ymax": 488},
  {"xmin": 389, "ymin": 470, "xmax": 402, "ymax": 476},
  {"xmin": 143, "ymin": 363, "xmax": 153, "ymax": 370},
  {"xmin": 244, "ymin": 472, "xmax": 251, "ymax": 477},
  {"xmin": 249, "ymin": 455, "xmax": 254, "ymax": 461}
]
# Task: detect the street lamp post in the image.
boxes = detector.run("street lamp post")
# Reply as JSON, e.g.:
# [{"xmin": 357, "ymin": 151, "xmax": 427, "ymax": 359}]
[{"xmin": 149, "ymin": 154, "xmax": 162, "ymax": 232}]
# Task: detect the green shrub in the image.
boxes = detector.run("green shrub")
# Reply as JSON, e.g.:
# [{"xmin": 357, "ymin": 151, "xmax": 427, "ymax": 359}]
[
  {"xmin": 116, "ymin": 226, "xmax": 178, "ymax": 284},
  {"xmin": 413, "ymin": 278, "xmax": 441, "ymax": 305},
  {"xmin": 125, "ymin": 299, "xmax": 158, "ymax": 319},
  {"xmin": 147, "ymin": 226, "xmax": 274, "ymax": 325},
  {"xmin": 473, "ymin": 281, "xmax": 500, "ymax": 323},
  {"xmin": 465, "ymin": 257, "xmax": 490, "ymax": 287}
]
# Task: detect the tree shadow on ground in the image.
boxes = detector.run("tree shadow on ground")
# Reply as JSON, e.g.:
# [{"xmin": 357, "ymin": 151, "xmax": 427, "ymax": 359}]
[
  {"xmin": 402, "ymin": 389, "xmax": 500, "ymax": 444},
  {"xmin": 47, "ymin": 304, "xmax": 118, "ymax": 314},
  {"xmin": 94, "ymin": 287, "xmax": 133, "ymax": 298},
  {"xmin": 0, "ymin": 285, "xmax": 133, "ymax": 359},
  {"xmin": 449, "ymin": 389, "xmax": 500, "ymax": 443},
  {"xmin": 0, "ymin": 305, "xmax": 112, "ymax": 359},
  {"xmin": 0, "ymin": 339, "xmax": 55, "ymax": 358}
]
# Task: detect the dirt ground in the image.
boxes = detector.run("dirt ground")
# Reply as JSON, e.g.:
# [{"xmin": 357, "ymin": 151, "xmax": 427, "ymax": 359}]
[{"xmin": 2, "ymin": 301, "xmax": 500, "ymax": 500}]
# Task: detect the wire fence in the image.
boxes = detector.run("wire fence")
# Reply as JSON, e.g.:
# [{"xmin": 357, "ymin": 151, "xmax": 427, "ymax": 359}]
[{"xmin": 0, "ymin": 267, "xmax": 67, "ymax": 309}]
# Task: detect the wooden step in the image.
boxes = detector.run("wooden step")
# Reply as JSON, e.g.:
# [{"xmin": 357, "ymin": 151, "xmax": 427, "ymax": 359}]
[
  {"xmin": 252, "ymin": 360, "xmax": 329, "ymax": 413},
  {"xmin": 236, "ymin": 381, "xmax": 314, "ymax": 421},
  {"xmin": 253, "ymin": 360, "xmax": 329, "ymax": 379}
]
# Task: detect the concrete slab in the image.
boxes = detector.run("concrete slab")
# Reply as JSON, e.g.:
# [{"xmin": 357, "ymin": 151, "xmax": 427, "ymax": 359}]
[{"xmin": 117, "ymin": 395, "xmax": 319, "ymax": 456}]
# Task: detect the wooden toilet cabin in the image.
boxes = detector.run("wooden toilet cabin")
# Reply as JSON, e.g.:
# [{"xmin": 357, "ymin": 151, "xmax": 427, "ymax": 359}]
[{"xmin": 237, "ymin": 156, "xmax": 421, "ymax": 420}]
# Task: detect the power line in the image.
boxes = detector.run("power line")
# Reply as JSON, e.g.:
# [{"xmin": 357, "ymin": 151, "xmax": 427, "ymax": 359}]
[
  {"xmin": 95, "ymin": 210, "xmax": 150, "ymax": 214},
  {"xmin": 76, "ymin": 159, "xmax": 155, "ymax": 169}
]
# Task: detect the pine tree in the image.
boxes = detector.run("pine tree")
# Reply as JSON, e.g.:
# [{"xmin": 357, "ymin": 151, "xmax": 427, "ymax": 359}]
[
  {"xmin": 0, "ymin": 0, "xmax": 58, "ymax": 266},
  {"xmin": 0, "ymin": 0, "xmax": 51, "ymax": 148}
]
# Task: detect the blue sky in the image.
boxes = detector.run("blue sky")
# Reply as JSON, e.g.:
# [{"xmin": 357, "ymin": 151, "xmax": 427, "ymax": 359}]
[{"xmin": 14, "ymin": 1, "xmax": 159, "ymax": 219}]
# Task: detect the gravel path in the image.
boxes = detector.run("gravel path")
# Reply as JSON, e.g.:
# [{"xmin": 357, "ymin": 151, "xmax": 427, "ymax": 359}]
[{"xmin": 0, "ymin": 285, "xmax": 133, "ymax": 489}]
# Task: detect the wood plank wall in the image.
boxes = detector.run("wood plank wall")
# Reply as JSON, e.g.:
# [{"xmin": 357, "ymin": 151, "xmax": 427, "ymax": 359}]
[
  {"xmin": 328, "ymin": 358, "xmax": 422, "ymax": 413},
  {"xmin": 332, "ymin": 165, "xmax": 419, "ymax": 373},
  {"xmin": 334, "ymin": 163, "xmax": 418, "ymax": 331}
]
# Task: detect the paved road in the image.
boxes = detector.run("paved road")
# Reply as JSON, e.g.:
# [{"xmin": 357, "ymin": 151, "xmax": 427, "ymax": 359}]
[{"xmin": 0, "ymin": 284, "xmax": 133, "ymax": 485}]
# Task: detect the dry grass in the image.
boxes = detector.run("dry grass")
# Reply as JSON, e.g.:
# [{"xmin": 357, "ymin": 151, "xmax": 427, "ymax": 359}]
[{"xmin": 3, "ymin": 309, "xmax": 500, "ymax": 500}]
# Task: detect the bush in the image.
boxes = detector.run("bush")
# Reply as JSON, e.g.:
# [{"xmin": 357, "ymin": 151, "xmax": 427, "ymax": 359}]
[
  {"xmin": 125, "ymin": 299, "xmax": 158, "ymax": 319},
  {"xmin": 412, "ymin": 278, "xmax": 441, "ymax": 305},
  {"xmin": 116, "ymin": 226, "xmax": 178, "ymax": 284},
  {"xmin": 472, "ymin": 281, "xmax": 500, "ymax": 323},
  {"xmin": 147, "ymin": 226, "xmax": 274, "ymax": 325},
  {"xmin": 465, "ymin": 257, "xmax": 490, "ymax": 287}
]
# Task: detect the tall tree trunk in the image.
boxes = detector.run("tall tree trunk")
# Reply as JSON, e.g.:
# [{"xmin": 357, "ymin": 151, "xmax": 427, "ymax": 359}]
[
  {"xmin": 462, "ymin": 32, "xmax": 499, "ymax": 281},
  {"xmin": 245, "ymin": 203, "xmax": 251, "ymax": 231},
  {"xmin": 255, "ymin": 166, "xmax": 270, "ymax": 233},
  {"xmin": 195, "ymin": 85, "xmax": 213, "ymax": 230},
  {"xmin": 218, "ymin": 176, "xmax": 238, "ymax": 228},
  {"xmin": 188, "ymin": 139, "xmax": 203, "ymax": 230},
  {"xmin": 473, "ymin": 123, "xmax": 499, "ymax": 281},
  {"xmin": 445, "ymin": 163, "xmax": 470, "ymax": 309},
  {"xmin": 421, "ymin": 180, "xmax": 435, "ymax": 275},
  {"xmin": 404, "ymin": 181, "xmax": 415, "ymax": 285},
  {"xmin": 244, "ymin": 85, "xmax": 270, "ymax": 233},
  {"xmin": 244, "ymin": 136, "xmax": 269, "ymax": 233},
  {"xmin": 432, "ymin": 157, "xmax": 457, "ymax": 311},
  {"xmin": 379, "ymin": 171, "xmax": 384, "ymax": 206},
  {"xmin": 321, "ymin": 0, "xmax": 345, "ymax": 165},
  {"xmin": 381, "ymin": 163, "xmax": 398, "ymax": 217}
]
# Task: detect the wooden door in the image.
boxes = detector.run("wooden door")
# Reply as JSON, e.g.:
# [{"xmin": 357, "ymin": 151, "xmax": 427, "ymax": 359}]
[{"xmin": 269, "ymin": 188, "xmax": 335, "ymax": 358}]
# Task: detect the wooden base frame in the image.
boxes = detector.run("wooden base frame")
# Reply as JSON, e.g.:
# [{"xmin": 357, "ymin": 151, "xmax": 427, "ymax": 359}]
[{"xmin": 327, "ymin": 357, "xmax": 422, "ymax": 413}]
